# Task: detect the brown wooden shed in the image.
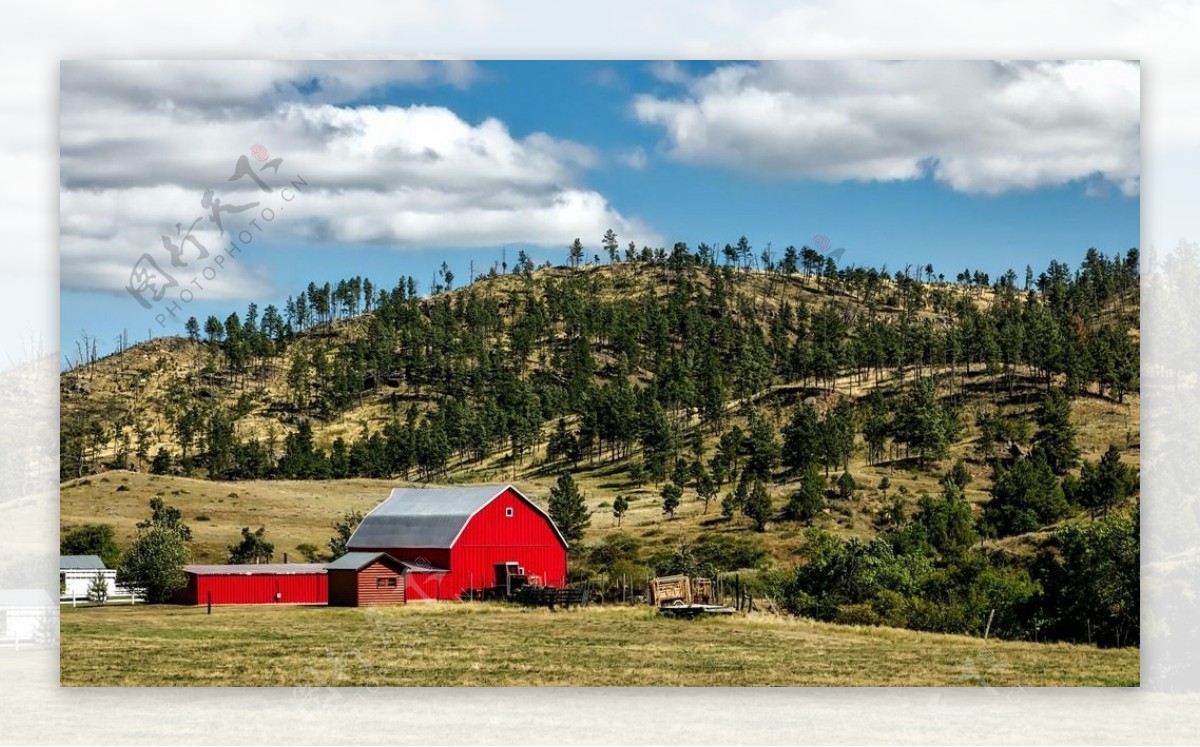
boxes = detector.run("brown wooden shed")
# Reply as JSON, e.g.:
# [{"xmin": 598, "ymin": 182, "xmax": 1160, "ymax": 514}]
[
  {"xmin": 326, "ymin": 552, "xmax": 410, "ymax": 607},
  {"xmin": 324, "ymin": 550, "xmax": 451, "ymax": 610}
]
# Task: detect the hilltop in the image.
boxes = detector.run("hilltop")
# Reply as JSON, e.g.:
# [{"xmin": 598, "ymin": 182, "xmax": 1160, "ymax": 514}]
[{"xmin": 60, "ymin": 246, "xmax": 1141, "ymax": 646}]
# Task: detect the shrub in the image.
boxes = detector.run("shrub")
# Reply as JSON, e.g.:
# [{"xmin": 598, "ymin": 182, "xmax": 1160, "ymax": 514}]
[
  {"xmin": 117, "ymin": 525, "xmax": 189, "ymax": 602},
  {"xmin": 296, "ymin": 543, "xmax": 324, "ymax": 563},
  {"xmin": 60, "ymin": 523, "xmax": 121, "ymax": 568}
]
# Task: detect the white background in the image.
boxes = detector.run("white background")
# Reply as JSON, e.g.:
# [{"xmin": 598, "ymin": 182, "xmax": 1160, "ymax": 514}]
[{"xmin": 2, "ymin": 1, "xmax": 1198, "ymax": 743}]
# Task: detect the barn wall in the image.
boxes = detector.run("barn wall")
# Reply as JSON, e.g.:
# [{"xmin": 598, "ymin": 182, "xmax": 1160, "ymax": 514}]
[
  {"xmin": 186, "ymin": 573, "xmax": 328, "ymax": 605},
  {"xmin": 327, "ymin": 570, "xmax": 358, "ymax": 607},
  {"xmin": 353, "ymin": 560, "xmax": 406, "ymax": 606},
  {"xmin": 373, "ymin": 547, "xmax": 451, "ymax": 571},
  {"xmin": 449, "ymin": 488, "xmax": 568, "ymax": 598},
  {"xmin": 405, "ymin": 571, "xmax": 448, "ymax": 601},
  {"xmin": 172, "ymin": 574, "xmax": 201, "ymax": 605}
]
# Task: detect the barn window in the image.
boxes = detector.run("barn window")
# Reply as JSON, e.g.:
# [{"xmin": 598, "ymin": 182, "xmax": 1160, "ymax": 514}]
[
  {"xmin": 376, "ymin": 577, "xmax": 398, "ymax": 588},
  {"xmin": 505, "ymin": 507, "xmax": 514, "ymax": 518}
]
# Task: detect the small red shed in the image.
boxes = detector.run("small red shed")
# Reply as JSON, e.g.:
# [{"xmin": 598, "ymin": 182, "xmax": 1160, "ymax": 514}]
[
  {"xmin": 326, "ymin": 551, "xmax": 449, "ymax": 606},
  {"xmin": 174, "ymin": 563, "xmax": 328, "ymax": 605},
  {"xmin": 346, "ymin": 484, "xmax": 569, "ymax": 600}
]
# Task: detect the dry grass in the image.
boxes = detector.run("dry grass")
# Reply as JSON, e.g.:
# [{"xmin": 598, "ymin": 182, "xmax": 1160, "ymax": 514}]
[
  {"xmin": 59, "ymin": 602, "xmax": 1138, "ymax": 687},
  {"xmin": 61, "ymin": 472, "xmax": 398, "ymax": 563}
]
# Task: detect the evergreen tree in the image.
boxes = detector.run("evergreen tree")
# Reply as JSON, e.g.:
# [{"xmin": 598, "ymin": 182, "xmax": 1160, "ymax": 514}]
[
  {"xmin": 783, "ymin": 464, "xmax": 825, "ymax": 524},
  {"xmin": 783, "ymin": 403, "xmax": 820, "ymax": 472},
  {"xmin": 227, "ymin": 526, "xmax": 274, "ymax": 564},
  {"xmin": 548, "ymin": 473, "xmax": 590, "ymax": 545},
  {"xmin": 984, "ymin": 454, "xmax": 1069, "ymax": 536},
  {"xmin": 743, "ymin": 479, "xmax": 772, "ymax": 532},
  {"xmin": 1033, "ymin": 388, "xmax": 1080, "ymax": 475},
  {"xmin": 568, "ymin": 238, "xmax": 585, "ymax": 268},
  {"xmin": 1078, "ymin": 445, "xmax": 1138, "ymax": 518},
  {"xmin": 661, "ymin": 482, "xmax": 683, "ymax": 519},
  {"xmin": 327, "ymin": 510, "xmax": 363, "ymax": 559},
  {"xmin": 603, "ymin": 228, "xmax": 619, "ymax": 263}
]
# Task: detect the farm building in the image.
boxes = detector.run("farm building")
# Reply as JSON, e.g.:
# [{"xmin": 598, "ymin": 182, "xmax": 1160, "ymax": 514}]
[
  {"xmin": 345, "ymin": 484, "xmax": 568, "ymax": 601},
  {"xmin": 0, "ymin": 589, "xmax": 54, "ymax": 648},
  {"xmin": 60, "ymin": 555, "xmax": 118, "ymax": 601},
  {"xmin": 326, "ymin": 551, "xmax": 449, "ymax": 606},
  {"xmin": 173, "ymin": 564, "xmax": 328, "ymax": 606}
]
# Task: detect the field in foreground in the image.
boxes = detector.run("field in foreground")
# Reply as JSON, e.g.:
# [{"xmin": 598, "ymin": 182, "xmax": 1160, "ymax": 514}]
[{"xmin": 60, "ymin": 602, "xmax": 1138, "ymax": 687}]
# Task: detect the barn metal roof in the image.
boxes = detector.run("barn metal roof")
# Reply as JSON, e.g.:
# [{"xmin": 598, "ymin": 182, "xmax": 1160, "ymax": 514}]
[
  {"xmin": 60, "ymin": 555, "xmax": 107, "ymax": 570},
  {"xmin": 347, "ymin": 484, "xmax": 567, "ymax": 550},
  {"xmin": 325, "ymin": 551, "xmax": 398, "ymax": 571},
  {"xmin": 182, "ymin": 563, "xmax": 327, "ymax": 576},
  {"xmin": 325, "ymin": 551, "xmax": 448, "ymax": 573}
]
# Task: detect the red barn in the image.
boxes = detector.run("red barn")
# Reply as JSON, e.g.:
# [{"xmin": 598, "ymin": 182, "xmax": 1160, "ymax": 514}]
[
  {"xmin": 174, "ymin": 564, "xmax": 328, "ymax": 605},
  {"xmin": 345, "ymin": 484, "xmax": 568, "ymax": 601}
]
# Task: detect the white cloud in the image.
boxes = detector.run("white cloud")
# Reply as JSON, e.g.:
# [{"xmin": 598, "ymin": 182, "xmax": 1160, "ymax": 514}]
[
  {"xmin": 619, "ymin": 147, "xmax": 648, "ymax": 170},
  {"xmin": 60, "ymin": 61, "xmax": 658, "ymax": 299},
  {"xmin": 633, "ymin": 60, "xmax": 1140, "ymax": 195},
  {"xmin": 60, "ymin": 59, "xmax": 479, "ymax": 111}
]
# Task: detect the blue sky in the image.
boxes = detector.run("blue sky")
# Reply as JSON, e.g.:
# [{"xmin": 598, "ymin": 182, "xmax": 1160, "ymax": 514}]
[{"xmin": 60, "ymin": 60, "xmax": 1139, "ymax": 361}]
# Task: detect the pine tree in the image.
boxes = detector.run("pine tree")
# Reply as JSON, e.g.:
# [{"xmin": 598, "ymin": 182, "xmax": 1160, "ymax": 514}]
[
  {"xmin": 1078, "ymin": 445, "xmax": 1138, "ymax": 518},
  {"xmin": 327, "ymin": 510, "xmax": 364, "ymax": 559},
  {"xmin": 661, "ymin": 483, "xmax": 683, "ymax": 519},
  {"xmin": 1033, "ymin": 388, "xmax": 1080, "ymax": 475},
  {"xmin": 743, "ymin": 479, "xmax": 772, "ymax": 532},
  {"xmin": 548, "ymin": 473, "xmax": 590, "ymax": 545},
  {"xmin": 227, "ymin": 526, "xmax": 275, "ymax": 564},
  {"xmin": 603, "ymin": 229, "xmax": 619, "ymax": 263},
  {"xmin": 783, "ymin": 464, "xmax": 825, "ymax": 524}
]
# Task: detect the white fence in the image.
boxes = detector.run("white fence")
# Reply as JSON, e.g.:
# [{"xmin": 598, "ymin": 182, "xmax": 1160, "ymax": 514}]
[{"xmin": 59, "ymin": 570, "xmax": 143, "ymax": 605}]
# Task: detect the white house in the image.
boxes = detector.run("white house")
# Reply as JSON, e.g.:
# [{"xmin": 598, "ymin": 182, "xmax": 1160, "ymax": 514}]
[
  {"xmin": 0, "ymin": 589, "xmax": 55, "ymax": 648},
  {"xmin": 60, "ymin": 555, "xmax": 119, "ymax": 601}
]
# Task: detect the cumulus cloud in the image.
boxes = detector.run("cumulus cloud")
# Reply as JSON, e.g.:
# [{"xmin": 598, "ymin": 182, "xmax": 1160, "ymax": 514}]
[
  {"xmin": 60, "ymin": 61, "xmax": 657, "ymax": 299},
  {"xmin": 60, "ymin": 59, "xmax": 479, "ymax": 112},
  {"xmin": 633, "ymin": 60, "xmax": 1140, "ymax": 195}
]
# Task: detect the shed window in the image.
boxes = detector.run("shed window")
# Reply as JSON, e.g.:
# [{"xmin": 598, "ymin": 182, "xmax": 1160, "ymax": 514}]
[
  {"xmin": 505, "ymin": 507, "xmax": 514, "ymax": 518},
  {"xmin": 376, "ymin": 577, "xmax": 398, "ymax": 588}
]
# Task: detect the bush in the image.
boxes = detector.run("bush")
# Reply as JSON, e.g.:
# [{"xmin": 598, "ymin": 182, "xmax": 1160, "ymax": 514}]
[
  {"xmin": 117, "ymin": 525, "xmax": 189, "ymax": 602},
  {"xmin": 60, "ymin": 523, "xmax": 121, "ymax": 568},
  {"xmin": 150, "ymin": 447, "xmax": 172, "ymax": 475},
  {"xmin": 296, "ymin": 543, "xmax": 324, "ymax": 563},
  {"xmin": 689, "ymin": 533, "xmax": 768, "ymax": 573},
  {"xmin": 835, "ymin": 603, "xmax": 881, "ymax": 627}
]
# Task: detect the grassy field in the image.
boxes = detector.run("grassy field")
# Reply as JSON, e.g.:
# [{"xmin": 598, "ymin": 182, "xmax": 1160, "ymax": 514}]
[{"xmin": 59, "ymin": 602, "xmax": 1138, "ymax": 687}]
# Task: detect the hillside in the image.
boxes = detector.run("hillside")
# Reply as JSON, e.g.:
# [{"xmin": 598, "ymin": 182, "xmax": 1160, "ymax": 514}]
[{"xmin": 60, "ymin": 246, "xmax": 1141, "ymax": 647}]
